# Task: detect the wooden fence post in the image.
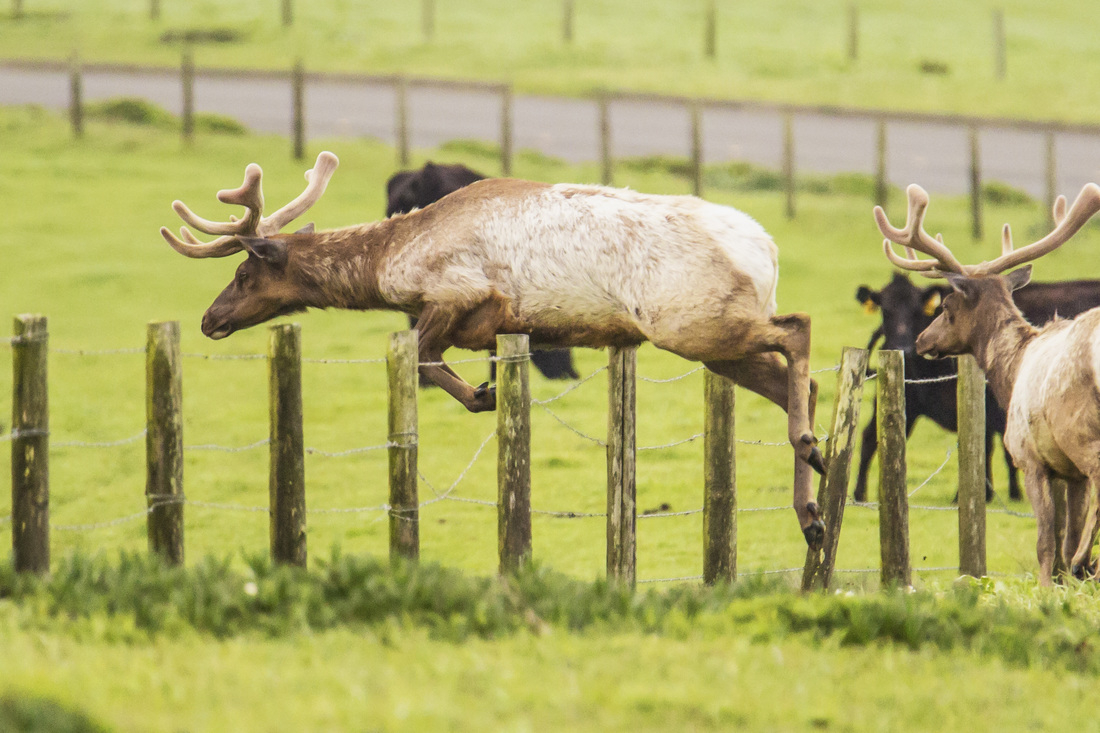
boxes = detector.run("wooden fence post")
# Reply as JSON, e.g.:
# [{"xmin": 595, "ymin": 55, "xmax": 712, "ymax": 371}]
[
  {"xmin": 292, "ymin": 59, "xmax": 305, "ymax": 161},
  {"xmin": 181, "ymin": 50, "xmax": 194, "ymax": 145},
  {"xmin": 422, "ymin": 0, "xmax": 435, "ymax": 41},
  {"xmin": 992, "ymin": 9, "xmax": 1006, "ymax": 80},
  {"xmin": 146, "ymin": 321, "xmax": 184, "ymax": 566},
  {"xmin": 783, "ymin": 112, "xmax": 796, "ymax": 219},
  {"xmin": 704, "ymin": 0, "xmax": 717, "ymax": 59},
  {"xmin": 150, "ymin": 0, "xmax": 160, "ymax": 21},
  {"xmin": 396, "ymin": 76, "xmax": 410, "ymax": 168},
  {"xmin": 282, "ymin": 0, "xmax": 293, "ymax": 27},
  {"xmin": 269, "ymin": 323, "xmax": 306, "ymax": 567},
  {"xmin": 802, "ymin": 347, "xmax": 870, "ymax": 591},
  {"xmin": 847, "ymin": 3, "xmax": 859, "ymax": 62},
  {"xmin": 1045, "ymin": 130, "xmax": 1057, "ymax": 226},
  {"xmin": 13, "ymin": 0, "xmax": 23, "ymax": 19},
  {"xmin": 875, "ymin": 118, "xmax": 888, "ymax": 208},
  {"xmin": 703, "ymin": 371, "xmax": 735, "ymax": 584},
  {"xmin": 599, "ymin": 92, "xmax": 613, "ymax": 186},
  {"xmin": 957, "ymin": 354, "xmax": 987, "ymax": 577},
  {"xmin": 877, "ymin": 349, "xmax": 910, "ymax": 586},
  {"xmin": 388, "ymin": 330, "xmax": 419, "ymax": 562},
  {"xmin": 500, "ymin": 85, "xmax": 514, "ymax": 177},
  {"xmin": 690, "ymin": 102, "xmax": 704, "ymax": 198},
  {"xmin": 606, "ymin": 345, "xmax": 636, "ymax": 585},
  {"xmin": 69, "ymin": 53, "xmax": 83, "ymax": 139},
  {"xmin": 562, "ymin": 0, "xmax": 574, "ymax": 44},
  {"xmin": 11, "ymin": 314, "xmax": 49, "ymax": 575},
  {"xmin": 497, "ymin": 334, "xmax": 532, "ymax": 574},
  {"xmin": 969, "ymin": 126, "xmax": 983, "ymax": 241}
]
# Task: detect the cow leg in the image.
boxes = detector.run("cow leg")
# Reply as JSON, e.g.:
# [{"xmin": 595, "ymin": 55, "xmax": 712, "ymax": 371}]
[
  {"xmin": 414, "ymin": 302, "xmax": 497, "ymax": 413},
  {"xmin": 701, "ymin": 313, "xmax": 824, "ymax": 549},
  {"xmin": 1006, "ymin": 451, "xmax": 1023, "ymax": 502},
  {"xmin": 983, "ymin": 430, "xmax": 995, "ymax": 502},
  {"xmin": 1022, "ymin": 464, "xmax": 1058, "ymax": 586}
]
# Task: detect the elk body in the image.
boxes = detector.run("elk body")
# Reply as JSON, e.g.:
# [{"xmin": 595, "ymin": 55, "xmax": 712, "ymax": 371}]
[
  {"xmin": 875, "ymin": 182, "xmax": 1100, "ymax": 584},
  {"xmin": 161, "ymin": 152, "xmax": 827, "ymax": 546}
]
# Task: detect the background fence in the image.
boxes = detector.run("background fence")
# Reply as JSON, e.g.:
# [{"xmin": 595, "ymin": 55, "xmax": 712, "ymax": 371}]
[{"xmin": 4, "ymin": 316, "xmax": 1042, "ymax": 588}]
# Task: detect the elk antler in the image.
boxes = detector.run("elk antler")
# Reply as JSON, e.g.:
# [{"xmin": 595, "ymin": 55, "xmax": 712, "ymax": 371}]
[
  {"xmin": 159, "ymin": 151, "xmax": 340, "ymax": 258},
  {"xmin": 875, "ymin": 182, "xmax": 1100, "ymax": 279}
]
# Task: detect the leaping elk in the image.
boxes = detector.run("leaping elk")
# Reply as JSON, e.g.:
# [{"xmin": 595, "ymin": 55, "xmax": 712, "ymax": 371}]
[
  {"xmin": 875, "ymin": 182, "xmax": 1100, "ymax": 584},
  {"xmin": 160, "ymin": 152, "xmax": 827, "ymax": 547}
]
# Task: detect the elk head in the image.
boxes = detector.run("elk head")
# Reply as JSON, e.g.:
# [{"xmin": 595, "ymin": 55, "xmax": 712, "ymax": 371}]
[
  {"xmin": 160, "ymin": 152, "xmax": 339, "ymax": 339},
  {"xmin": 874, "ymin": 182, "xmax": 1100, "ymax": 358}
]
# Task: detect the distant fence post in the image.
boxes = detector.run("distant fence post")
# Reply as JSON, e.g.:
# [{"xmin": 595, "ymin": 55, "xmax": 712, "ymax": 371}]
[
  {"xmin": 690, "ymin": 102, "xmax": 704, "ymax": 198},
  {"xmin": 969, "ymin": 126, "xmax": 982, "ymax": 241},
  {"xmin": 783, "ymin": 112, "xmax": 796, "ymax": 219},
  {"xmin": 388, "ymin": 330, "xmax": 419, "ymax": 562},
  {"xmin": 875, "ymin": 118, "xmax": 888, "ymax": 208},
  {"xmin": 69, "ymin": 53, "xmax": 83, "ymax": 139},
  {"xmin": 13, "ymin": 0, "xmax": 23, "ymax": 19},
  {"xmin": 292, "ymin": 60, "xmax": 305, "ymax": 161},
  {"xmin": 395, "ymin": 76, "xmax": 410, "ymax": 168},
  {"xmin": 802, "ymin": 347, "xmax": 870, "ymax": 591},
  {"xmin": 422, "ymin": 0, "xmax": 435, "ymax": 41},
  {"xmin": 877, "ymin": 349, "xmax": 910, "ymax": 586},
  {"xmin": 11, "ymin": 314, "xmax": 49, "ymax": 575},
  {"xmin": 847, "ymin": 3, "xmax": 859, "ymax": 62},
  {"xmin": 497, "ymin": 334, "xmax": 532, "ymax": 574},
  {"xmin": 992, "ymin": 9, "xmax": 1006, "ymax": 80},
  {"xmin": 150, "ymin": 0, "xmax": 161, "ymax": 21},
  {"xmin": 703, "ymin": 371, "xmax": 735, "ymax": 584},
  {"xmin": 146, "ymin": 321, "xmax": 184, "ymax": 566},
  {"xmin": 269, "ymin": 323, "xmax": 306, "ymax": 567},
  {"xmin": 181, "ymin": 50, "xmax": 195, "ymax": 145},
  {"xmin": 606, "ymin": 345, "xmax": 636, "ymax": 585},
  {"xmin": 704, "ymin": 0, "xmax": 717, "ymax": 59},
  {"xmin": 1045, "ymin": 130, "xmax": 1057, "ymax": 225},
  {"xmin": 599, "ymin": 92, "xmax": 613, "ymax": 186},
  {"xmin": 282, "ymin": 0, "xmax": 293, "ymax": 27},
  {"xmin": 562, "ymin": 0, "xmax": 574, "ymax": 43},
  {"xmin": 957, "ymin": 354, "xmax": 987, "ymax": 578},
  {"xmin": 500, "ymin": 85, "xmax": 514, "ymax": 177}
]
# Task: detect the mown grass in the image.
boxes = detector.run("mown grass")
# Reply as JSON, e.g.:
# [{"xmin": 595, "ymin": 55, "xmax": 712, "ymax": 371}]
[{"xmin": 2, "ymin": 1, "xmax": 1100, "ymax": 123}]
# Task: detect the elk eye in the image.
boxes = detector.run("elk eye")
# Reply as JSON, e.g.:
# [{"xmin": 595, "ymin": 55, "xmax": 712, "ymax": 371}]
[{"xmin": 236, "ymin": 270, "xmax": 249, "ymax": 286}]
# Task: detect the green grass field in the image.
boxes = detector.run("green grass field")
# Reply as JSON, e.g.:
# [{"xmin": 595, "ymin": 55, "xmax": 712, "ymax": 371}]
[
  {"xmin": 4, "ymin": 105, "xmax": 1100, "ymax": 730},
  {"xmin": 3, "ymin": 1, "xmax": 1100, "ymax": 122}
]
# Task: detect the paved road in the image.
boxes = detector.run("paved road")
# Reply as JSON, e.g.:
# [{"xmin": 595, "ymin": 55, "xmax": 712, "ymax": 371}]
[{"xmin": 3, "ymin": 65, "xmax": 1100, "ymax": 200}]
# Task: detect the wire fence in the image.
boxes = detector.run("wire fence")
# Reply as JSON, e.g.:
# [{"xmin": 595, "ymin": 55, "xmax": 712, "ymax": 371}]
[{"xmin": 0, "ymin": 337, "xmax": 1037, "ymax": 584}]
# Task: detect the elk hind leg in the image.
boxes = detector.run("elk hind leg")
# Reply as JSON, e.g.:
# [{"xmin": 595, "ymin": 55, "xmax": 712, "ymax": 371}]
[
  {"xmin": 1022, "ymin": 465, "xmax": 1058, "ymax": 586},
  {"xmin": 1068, "ymin": 475, "xmax": 1100, "ymax": 579},
  {"xmin": 415, "ymin": 302, "xmax": 498, "ymax": 413}
]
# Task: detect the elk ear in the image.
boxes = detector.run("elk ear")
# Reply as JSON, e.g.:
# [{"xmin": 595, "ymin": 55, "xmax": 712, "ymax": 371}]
[
  {"xmin": 1005, "ymin": 265, "xmax": 1033, "ymax": 292},
  {"xmin": 294, "ymin": 222, "xmax": 315, "ymax": 234},
  {"xmin": 239, "ymin": 237, "xmax": 288, "ymax": 267},
  {"xmin": 922, "ymin": 290, "xmax": 942, "ymax": 316},
  {"xmin": 945, "ymin": 273, "xmax": 980, "ymax": 302},
  {"xmin": 855, "ymin": 286, "xmax": 880, "ymax": 314}
]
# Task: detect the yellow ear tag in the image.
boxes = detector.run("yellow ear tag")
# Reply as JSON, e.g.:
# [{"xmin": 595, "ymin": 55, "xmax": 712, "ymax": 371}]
[
  {"xmin": 923, "ymin": 292, "xmax": 942, "ymax": 316},
  {"xmin": 863, "ymin": 301, "xmax": 879, "ymax": 315}
]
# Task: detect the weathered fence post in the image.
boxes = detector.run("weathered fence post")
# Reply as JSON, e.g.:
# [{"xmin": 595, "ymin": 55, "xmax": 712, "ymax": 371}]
[
  {"xmin": 690, "ymin": 102, "xmax": 704, "ymax": 198},
  {"xmin": 783, "ymin": 112, "xmax": 796, "ymax": 219},
  {"xmin": 282, "ymin": 0, "xmax": 293, "ymax": 27},
  {"xmin": 802, "ymin": 347, "xmax": 870, "ymax": 591},
  {"xmin": 847, "ymin": 3, "xmax": 859, "ymax": 62},
  {"xmin": 388, "ymin": 330, "xmax": 419, "ymax": 561},
  {"xmin": 422, "ymin": 0, "xmax": 435, "ymax": 41},
  {"xmin": 606, "ymin": 345, "xmax": 637, "ymax": 585},
  {"xmin": 269, "ymin": 323, "xmax": 306, "ymax": 567},
  {"xmin": 877, "ymin": 349, "xmax": 910, "ymax": 586},
  {"xmin": 292, "ymin": 59, "xmax": 305, "ymax": 161},
  {"xmin": 181, "ymin": 50, "xmax": 195, "ymax": 145},
  {"xmin": 146, "ymin": 321, "xmax": 184, "ymax": 566},
  {"xmin": 875, "ymin": 118, "xmax": 888, "ymax": 208},
  {"xmin": 69, "ymin": 53, "xmax": 83, "ymax": 139},
  {"xmin": 497, "ymin": 334, "xmax": 532, "ymax": 574},
  {"xmin": 703, "ymin": 371, "xmax": 735, "ymax": 584},
  {"xmin": 11, "ymin": 315, "xmax": 49, "ymax": 575},
  {"xmin": 992, "ymin": 8, "xmax": 1006, "ymax": 80},
  {"xmin": 500, "ymin": 85, "xmax": 514, "ymax": 177},
  {"xmin": 150, "ymin": 0, "xmax": 160, "ymax": 21},
  {"xmin": 599, "ymin": 91, "xmax": 613, "ymax": 186},
  {"xmin": 704, "ymin": 0, "xmax": 717, "ymax": 59},
  {"xmin": 1045, "ymin": 130, "xmax": 1057, "ymax": 226},
  {"xmin": 562, "ymin": 0, "xmax": 574, "ymax": 44},
  {"xmin": 969, "ymin": 126, "xmax": 983, "ymax": 241},
  {"xmin": 395, "ymin": 76, "xmax": 410, "ymax": 168},
  {"xmin": 13, "ymin": 0, "xmax": 24, "ymax": 19},
  {"xmin": 957, "ymin": 354, "xmax": 987, "ymax": 577}
]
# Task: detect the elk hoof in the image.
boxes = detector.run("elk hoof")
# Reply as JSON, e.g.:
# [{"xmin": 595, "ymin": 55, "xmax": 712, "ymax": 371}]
[
  {"xmin": 470, "ymin": 381, "xmax": 497, "ymax": 412},
  {"xmin": 805, "ymin": 442, "xmax": 826, "ymax": 475},
  {"xmin": 803, "ymin": 520, "xmax": 825, "ymax": 550},
  {"xmin": 1072, "ymin": 563, "xmax": 1088, "ymax": 580}
]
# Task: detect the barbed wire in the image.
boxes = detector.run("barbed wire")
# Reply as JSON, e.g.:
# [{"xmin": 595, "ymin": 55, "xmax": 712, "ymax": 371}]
[
  {"xmin": 52, "ymin": 347, "xmax": 146, "ymax": 356},
  {"xmin": 186, "ymin": 438, "xmax": 270, "ymax": 453},
  {"xmin": 908, "ymin": 448, "xmax": 953, "ymax": 498},
  {"xmin": 904, "ymin": 374, "xmax": 958, "ymax": 384},
  {"xmin": 54, "ymin": 430, "xmax": 147, "ymax": 449},
  {"xmin": 303, "ymin": 356, "xmax": 386, "ymax": 365},
  {"xmin": 639, "ymin": 366, "xmax": 703, "ymax": 384},
  {"xmin": 183, "ymin": 352, "xmax": 265, "ymax": 361}
]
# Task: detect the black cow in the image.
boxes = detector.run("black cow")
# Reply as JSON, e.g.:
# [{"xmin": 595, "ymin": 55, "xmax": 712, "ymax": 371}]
[
  {"xmin": 855, "ymin": 273, "xmax": 1100, "ymax": 502},
  {"xmin": 385, "ymin": 162, "xmax": 579, "ymax": 382}
]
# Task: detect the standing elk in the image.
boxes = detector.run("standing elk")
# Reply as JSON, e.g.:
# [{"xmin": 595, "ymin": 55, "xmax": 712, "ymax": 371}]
[
  {"xmin": 160, "ymin": 152, "xmax": 828, "ymax": 547},
  {"xmin": 385, "ymin": 162, "xmax": 579, "ymax": 382},
  {"xmin": 854, "ymin": 274, "xmax": 1100, "ymax": 502},
  {"xmin": 874, "ymin": 182, "xmax": 1100, "ymax": 584}
]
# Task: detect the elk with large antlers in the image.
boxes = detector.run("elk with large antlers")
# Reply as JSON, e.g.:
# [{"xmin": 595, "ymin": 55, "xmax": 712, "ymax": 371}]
[
  {"xmin": 161, "ymin": 152, "xmax": 828, "ymax": 546},
  {"xmin": 875, "ymin": 182, "xmax": 1100, "ymax": 584}
]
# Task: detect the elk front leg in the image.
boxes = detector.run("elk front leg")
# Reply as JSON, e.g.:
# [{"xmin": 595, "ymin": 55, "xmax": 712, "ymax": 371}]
[
  {"xmin": 414, "ymin": 303, "xmax": 496, "ymax": 413},
  {"xmin": 1022, "ymin": 464, "xmax": 1058, "ymax": 586}
]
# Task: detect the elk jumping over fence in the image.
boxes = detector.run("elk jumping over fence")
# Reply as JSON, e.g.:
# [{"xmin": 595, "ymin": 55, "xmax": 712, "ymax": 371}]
[
  {"xmin": 874, "ymin": 181, "xmax": 1100, "ymax": 584},
  {"xmin": 160, "ymin": 152, "xmax": 828, "ymax": 547}
]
